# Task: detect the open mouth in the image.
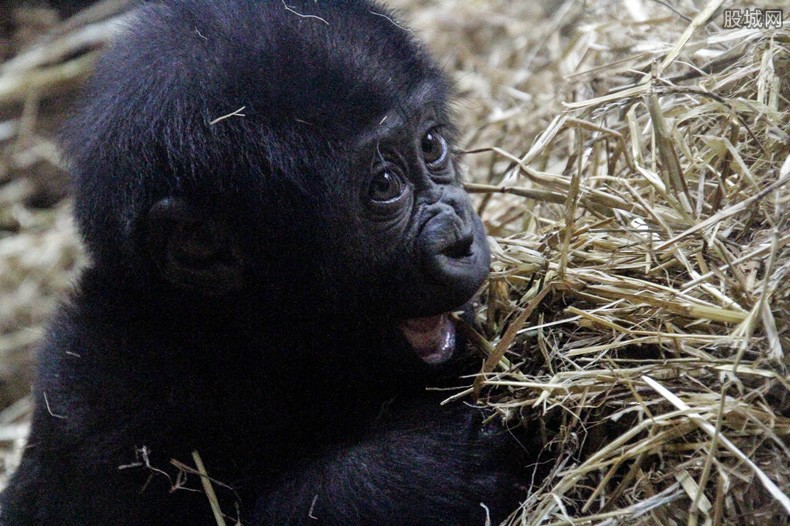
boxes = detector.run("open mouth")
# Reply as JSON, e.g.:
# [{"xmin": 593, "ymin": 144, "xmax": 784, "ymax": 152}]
[{"xmin": 398, "ymin": 313, "xmax": 456, "ymax": 364}]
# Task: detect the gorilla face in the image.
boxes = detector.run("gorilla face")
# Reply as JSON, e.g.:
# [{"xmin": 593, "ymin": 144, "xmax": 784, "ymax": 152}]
[
  {"xmin": 359, "ymin": 121, "xmax": 490, "ymax": 309},
  {"xmin": 325, "ymin": 101, "xmax": 491, "ymax": 365}
]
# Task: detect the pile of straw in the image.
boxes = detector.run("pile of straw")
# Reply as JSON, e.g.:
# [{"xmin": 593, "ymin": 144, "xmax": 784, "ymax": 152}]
[
  {"xmin": 424, "ymin": 1, "xmax": 790, "ymax": 523},
  {"xmin": 0, "ymin": 0, "xmax": 788, "ymax": 523}
]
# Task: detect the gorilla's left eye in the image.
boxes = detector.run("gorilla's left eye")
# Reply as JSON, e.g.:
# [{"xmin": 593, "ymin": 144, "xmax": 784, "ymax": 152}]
[
  {"xmin": 420, "ymin": 129, "xmax": 448, "ymax": 168},
  {"xmin": 368, "ymin": 170, "xmax": 405, "ymax": 203}
]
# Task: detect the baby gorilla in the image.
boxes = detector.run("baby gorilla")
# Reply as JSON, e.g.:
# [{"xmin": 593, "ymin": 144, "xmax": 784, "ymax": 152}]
[{"xmin": 0, "ymin": 1, "xmax": 524, "ymax": 524}]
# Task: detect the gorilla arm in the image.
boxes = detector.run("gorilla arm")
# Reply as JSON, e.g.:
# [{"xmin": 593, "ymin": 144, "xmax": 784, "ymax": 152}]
[{"xmin": 255, "ymin": 394, "xmax": 522, "ymax": 526}]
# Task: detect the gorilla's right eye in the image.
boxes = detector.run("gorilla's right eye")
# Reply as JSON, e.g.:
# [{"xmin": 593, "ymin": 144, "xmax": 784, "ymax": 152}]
[{"xmin": 368, "ymin": 170, "xmax": 405, "ymax": 203}]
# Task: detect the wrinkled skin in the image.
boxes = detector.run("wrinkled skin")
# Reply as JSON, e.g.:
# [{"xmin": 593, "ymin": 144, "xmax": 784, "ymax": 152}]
[{"xmin": 0, "ymin": 1, "xmax": 525, "ymax": 525}]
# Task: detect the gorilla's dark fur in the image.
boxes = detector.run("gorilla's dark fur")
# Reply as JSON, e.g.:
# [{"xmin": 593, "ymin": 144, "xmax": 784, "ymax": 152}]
[{"xmin": 0, "ymin": 1, "xmax": 525, "ymax": 524}]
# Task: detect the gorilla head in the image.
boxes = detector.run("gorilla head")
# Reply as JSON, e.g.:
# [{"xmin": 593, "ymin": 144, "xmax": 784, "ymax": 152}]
[{"xmin": 65, "ymin": 0, "xmax": 490, "ymax": 366}]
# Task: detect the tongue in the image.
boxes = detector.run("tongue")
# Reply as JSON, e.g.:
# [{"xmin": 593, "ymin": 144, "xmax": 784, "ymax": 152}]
[{"xmin": 398, "ymin": 313, "xmax": 456, "ymax": 364}]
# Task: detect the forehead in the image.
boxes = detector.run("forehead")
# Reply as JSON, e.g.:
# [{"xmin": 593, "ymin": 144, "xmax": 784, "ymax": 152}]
[{"xmin": 354, "ymin": 81, "xmax": 449, "ymax": 148}]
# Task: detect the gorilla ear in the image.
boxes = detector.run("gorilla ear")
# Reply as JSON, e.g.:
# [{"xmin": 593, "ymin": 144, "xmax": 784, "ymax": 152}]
[{"xmin": 145, "ymin": 198, "xmax": 244, "ymax": 295}]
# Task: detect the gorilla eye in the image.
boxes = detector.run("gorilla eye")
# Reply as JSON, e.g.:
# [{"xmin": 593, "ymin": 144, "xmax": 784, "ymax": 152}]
[
  {"xmin": 368, "ymin": 170, "xmax": 405, "ymax": 203},
  {"xmin": 420, "ymin": 130, "xmax": 447, "ymax": 167}
]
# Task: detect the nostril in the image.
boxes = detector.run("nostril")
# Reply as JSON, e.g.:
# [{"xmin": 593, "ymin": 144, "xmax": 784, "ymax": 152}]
[{"xmin": 441, "ymin": 232, "xmax": 474, "ymax": 259}]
